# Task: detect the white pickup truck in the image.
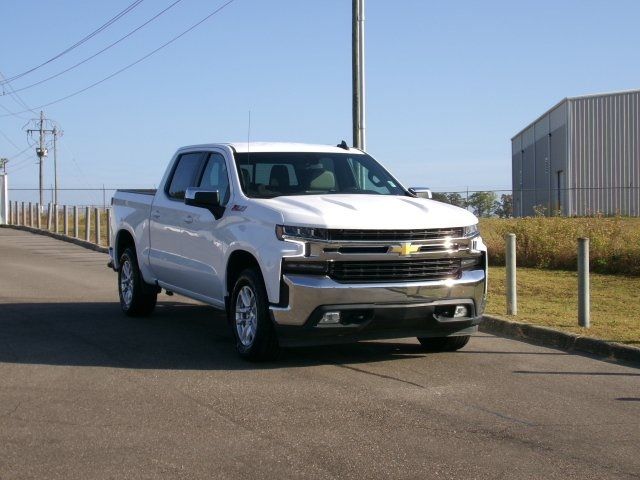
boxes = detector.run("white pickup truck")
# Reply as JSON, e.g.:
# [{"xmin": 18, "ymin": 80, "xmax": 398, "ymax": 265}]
[{"xmin": 110, "ymin": 142, "xmax": 487, "ymax": 360}]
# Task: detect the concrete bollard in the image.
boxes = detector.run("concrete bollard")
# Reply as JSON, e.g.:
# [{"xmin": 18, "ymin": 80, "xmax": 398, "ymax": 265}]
[
  {"xmin": 63, "ymin": 205, "xmax": 69, "ymax": 236},
  {"xmin": 505, "ymin": 233, "xmax": 517, "ymax": 316},
  {"xmin": 54, "ymin": 204, "xmax": 59, "ymax": 233},
  {"xmin": 85, "ymin": 206, "xmax": 91, "ymax": 242},
  {"xmin": 106, "ymin": 208, "xmax": 112, "ymax": 247},
  {"xmin": 73, "ymin": 206, "xmax": 79, "ymax": 238},
  {"xmin": 47, "ymin": 204, "xmax": 52, "ymax": 230},
  {"xmin": 94, "ymin": 207, "xmax": 100, "ymax": 245},
  {"xmin": 578, "ymin": 238, "xmax": 590, "ymax": 328}
]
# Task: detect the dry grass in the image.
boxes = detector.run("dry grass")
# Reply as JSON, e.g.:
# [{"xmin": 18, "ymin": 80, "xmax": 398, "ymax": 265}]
[
  {"xmin": 486, "ymin": 266, "xmax": 640, "ymax": 345},
  {"xmin": 480, "ymin": 217, "xmax": 640, "ymax": 276}
]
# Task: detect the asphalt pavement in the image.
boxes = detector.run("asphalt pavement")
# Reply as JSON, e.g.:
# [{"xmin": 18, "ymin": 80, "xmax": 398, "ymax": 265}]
[{"xmin": 0, "ymin": 228, "xmax": 639, "ymax": 479}]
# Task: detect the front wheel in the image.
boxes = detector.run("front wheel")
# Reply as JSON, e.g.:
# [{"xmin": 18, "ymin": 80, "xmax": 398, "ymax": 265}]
[
  {"xmin": 118, "ymin": 247, "xmax": 157, "ymax": 317},
  {"xmin": 417, "ymin": 335, "xmax": 470, "ymax": 352},
  {"xmin": 230, "ymin": 268, "xmax": 279, "ymax": 361}
]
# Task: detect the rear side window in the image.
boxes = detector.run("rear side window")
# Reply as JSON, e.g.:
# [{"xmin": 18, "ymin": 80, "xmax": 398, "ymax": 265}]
[{"xmin": 167, "ymin": 152, "xmax": 204, "ymax": 199}]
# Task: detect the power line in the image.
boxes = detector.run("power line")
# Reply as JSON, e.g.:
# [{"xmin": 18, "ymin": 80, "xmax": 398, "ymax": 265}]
[
  {"xmin": 0, "ymin": 0, "xmax": 237, "ymax": 118},
  {"xmin": 5, "ymin": 147, "xmax": 37, "ymax": 172},
  {"xmin": 6, "ymin": 156, "xmax": 35, "ymax": 171},
  {"xmin": 4, "ymin": 145, "xmax": 37, "ymax": 173},
  {"xmin": 0, "ymin": 101, "xmax": 29, "ymax": 120},
  {"xmin": 0, "ymin": 129, "xmax": 22, "ymax": 150},
  {"xmin": 7, "ymin": 0, "xmax": 184, "ymax": 95},
  {"xmin": 6, "ymin": 145, "xmax": 32, "ymax": 160},
  {"xmin": 6, "ymin": 159, "xmax": 37, "ymax": 174},
  {"xmin": 0, "ymin": 71, "xmax": 36, "ymax": 115},
  {"xmin": 0, "ymin": 0, "xmax": 145, "ymax": 85}
]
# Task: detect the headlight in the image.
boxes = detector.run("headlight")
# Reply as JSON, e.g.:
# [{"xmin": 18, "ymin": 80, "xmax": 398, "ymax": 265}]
[
  {"xmin": 463, "ymin": 224, "xmax": 479, "ymax": 237},
  {"xmin": 276, "ymin": 225, "xmax": 329, "ymax": 241}
]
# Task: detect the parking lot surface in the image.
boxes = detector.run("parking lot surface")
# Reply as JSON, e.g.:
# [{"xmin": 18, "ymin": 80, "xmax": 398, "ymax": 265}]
[{"xmin": 1, "ymin": 228, "xmax": 639, "ymax": 479}]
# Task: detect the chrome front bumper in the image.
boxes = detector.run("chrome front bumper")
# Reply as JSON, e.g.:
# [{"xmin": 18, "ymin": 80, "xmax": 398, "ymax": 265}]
[{"xmin": 269, "ymin": 269, "xmax": 486, "ymax": 327}]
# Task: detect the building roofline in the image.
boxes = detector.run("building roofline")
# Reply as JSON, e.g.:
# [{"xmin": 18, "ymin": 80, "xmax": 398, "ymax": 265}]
[
  {"xmin": 511, "ymin": 88, "xmax": 640, "ymax": 141},
  {"xmin": 511, "ymin": 98, "xmax": 568, "ymax": 141}
]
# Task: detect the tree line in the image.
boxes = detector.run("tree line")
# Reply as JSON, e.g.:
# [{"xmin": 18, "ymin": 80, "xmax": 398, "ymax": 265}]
[{"xmin": 431, "ymin": 192, "xmax": 513, "ymax": 218}]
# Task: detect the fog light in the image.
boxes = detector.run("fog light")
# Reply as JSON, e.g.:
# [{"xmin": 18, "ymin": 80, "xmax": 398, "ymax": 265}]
[
  {"xmin": 319, "ymin": 311, "xmax": 341, "ymax": 325},
  {"xmin": 454, "ymin": 305, "xmax": 469, "ymax": 318}
]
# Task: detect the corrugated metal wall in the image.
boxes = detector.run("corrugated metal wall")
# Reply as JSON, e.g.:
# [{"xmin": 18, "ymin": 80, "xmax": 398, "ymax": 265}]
[
  {"xmin": 549, "ymin": 105, "xmax": 568, "ymax": 214},
  {"xmin": 512, "ymin": 101, "xmax": 568, "ymax": 216},
  {"xmin": 511, "ymin": 136, "xmax": 522, "ymax": 216},
  {"xmin": 512, "ymin": 90, "xmax": 640, "ymax": 216},
  {"xmin": 568, "ymin": 91, "xmax": 640, "ymax": 216}
]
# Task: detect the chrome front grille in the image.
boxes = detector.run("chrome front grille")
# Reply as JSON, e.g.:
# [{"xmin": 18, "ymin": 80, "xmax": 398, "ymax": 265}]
[
  {"xmin": 327, "ymin": 228, "xmax": 464, "ymax": 242},
  {"xmin": 327, "ymin": 258, "xmax": 462, "ymax": 283}
]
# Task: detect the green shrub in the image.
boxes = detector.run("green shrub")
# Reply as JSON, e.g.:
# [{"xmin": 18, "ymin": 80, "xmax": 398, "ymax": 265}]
[{"xmin": 479, "ymin": 217, "xmax": 640, "ymax": 276}]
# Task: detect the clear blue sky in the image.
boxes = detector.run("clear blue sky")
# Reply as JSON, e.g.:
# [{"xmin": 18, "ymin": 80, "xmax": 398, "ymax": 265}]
[{"xmin": 2, "ymin": 0, "xmax": 639, "ymax": 205}]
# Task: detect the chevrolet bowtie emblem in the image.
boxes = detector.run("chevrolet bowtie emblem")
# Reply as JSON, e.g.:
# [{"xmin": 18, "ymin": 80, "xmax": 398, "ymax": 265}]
[{"xmin": 391, "ymin": 243, "xmax": 421, "ymax": 256}]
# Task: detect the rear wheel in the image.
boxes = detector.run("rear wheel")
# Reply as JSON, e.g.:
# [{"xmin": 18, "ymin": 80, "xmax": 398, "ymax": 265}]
[
  {"xmin": 230, "ymin": 268, "xmax": 279, "ymax": 361},
  {"xmin": 118, "ymin": 247, "xmax": 157, "ymax": 316},
  {"xmin": 417, "ymin": 335, "xmax": 470, "ymax": 352}
]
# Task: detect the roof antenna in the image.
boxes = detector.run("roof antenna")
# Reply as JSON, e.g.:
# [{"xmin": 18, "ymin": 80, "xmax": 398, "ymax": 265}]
[
  {"xmin": 246, "ymin": 110, "xmax": 251, "ymax": 186},
  {"xmin": 337, "ymin": 140, "xmax": 349, "ymax": 150}
]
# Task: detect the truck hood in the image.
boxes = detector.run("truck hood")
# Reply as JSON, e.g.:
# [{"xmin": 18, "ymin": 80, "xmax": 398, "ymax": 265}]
[{"xmin": 252, "ymin": 194, "xmax": 478, "ymax": 229}]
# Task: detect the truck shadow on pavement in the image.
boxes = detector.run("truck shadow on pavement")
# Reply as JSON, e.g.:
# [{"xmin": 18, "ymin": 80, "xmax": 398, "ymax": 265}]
[{"xmin": 0, "ymin": 300, "xmax": 451, "ymax": 370}]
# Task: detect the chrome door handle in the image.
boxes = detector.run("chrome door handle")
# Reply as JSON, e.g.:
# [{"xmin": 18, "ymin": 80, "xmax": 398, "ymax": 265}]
[
  {"xmin": 151, "ymin": 210, "xmax": 161, "ymax": 219},
  {"xmin": 184, "ymin": 215, "xmax": 194, "ymax": 224}
]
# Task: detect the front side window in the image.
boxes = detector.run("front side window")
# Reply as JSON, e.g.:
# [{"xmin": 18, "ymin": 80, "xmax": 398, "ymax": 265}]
[
  {"xmin": 199, "ymin": 153, "xmax": 231, "ymax": 205},
  {"xmin": 233, "ymin": 152, "xmax": 406, "ymax": 198},
  {"xmin": 167, "ymin": 152, "xmax": 204, "ymax": 199}
]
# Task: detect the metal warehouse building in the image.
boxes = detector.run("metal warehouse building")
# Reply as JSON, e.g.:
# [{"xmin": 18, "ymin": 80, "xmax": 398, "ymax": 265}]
[{"xmin": 511, "ymin": 89, "xmax": 640, "ymax": 216}]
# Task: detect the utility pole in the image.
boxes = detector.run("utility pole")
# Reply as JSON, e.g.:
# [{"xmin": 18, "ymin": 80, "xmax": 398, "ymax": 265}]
[
  {"xmin": 352, "ymin": 0, "xmax": 366, "ymax": 151},
  {"xmin": 37, "ymin": 111, "xmax": 46, "ymax": 205},
  {"xmin": 25, "ymin": 111, "xmax": 61, "ymax": 206},
  {"xmin": 53, "ymin": 126, "xmax": 59, "ymax": 204}
]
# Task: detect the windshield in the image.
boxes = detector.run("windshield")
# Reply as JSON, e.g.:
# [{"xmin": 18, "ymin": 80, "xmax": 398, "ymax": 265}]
[{"xmin": 233, "ymin": 152, "xmax": 407, "ymax": 198}]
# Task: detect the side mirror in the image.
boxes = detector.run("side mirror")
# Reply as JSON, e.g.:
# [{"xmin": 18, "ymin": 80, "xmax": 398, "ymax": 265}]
[
  {"xmin": 409, "ymin": 187, "xmax": 433, "ymax": 199},
  {"xmin": 185, "ymin": 188, "xmax": 220, "ymax": 207},
  {"xmin": 185, "ymin": 188, "xmax": 224, "ymax": 219}
]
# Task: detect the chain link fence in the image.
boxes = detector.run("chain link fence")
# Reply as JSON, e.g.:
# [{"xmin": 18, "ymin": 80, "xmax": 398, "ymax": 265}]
[{"xmin": 6, "ymin": 186, "xmax": 640, "ymax": 218}]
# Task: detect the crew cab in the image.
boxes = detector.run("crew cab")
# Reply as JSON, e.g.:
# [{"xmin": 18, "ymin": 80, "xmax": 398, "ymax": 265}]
[{"xmin": 109, "ymin": 142, "xmax": 487, "ymax": 360}]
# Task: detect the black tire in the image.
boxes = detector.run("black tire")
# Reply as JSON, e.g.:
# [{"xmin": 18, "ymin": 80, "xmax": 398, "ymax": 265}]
[
  {"xmin": 417, "ymin": 335, "xmax": 470, "ymax": 352},
  {"xmin": 118, "ymin": 246, "xmax": 157, "ymax": 317},
  {"xmin": 230, "ymin": 268, "xmax": 279, "ymax": 361}
]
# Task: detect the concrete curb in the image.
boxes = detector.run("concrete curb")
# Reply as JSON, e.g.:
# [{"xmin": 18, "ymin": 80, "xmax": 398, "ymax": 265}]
[
  {"xmin": 481, "ymin": 314, "xmax": 640, "ymax": 366},
  {"xmin": 1, "ymin": 224, "xmax": 108, "ymax": 254}
]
